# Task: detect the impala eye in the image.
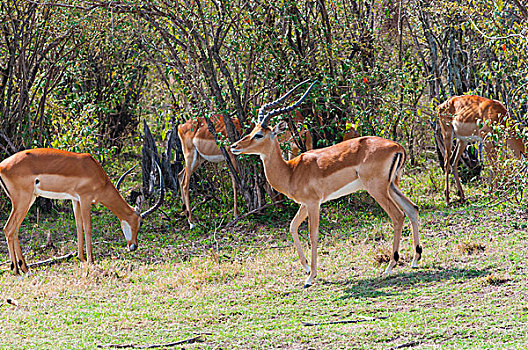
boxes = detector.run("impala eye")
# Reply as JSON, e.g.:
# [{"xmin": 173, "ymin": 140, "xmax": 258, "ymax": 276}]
[{"xmin": 253, "ymin": 133, "xmax": 264, "ymax": 140}]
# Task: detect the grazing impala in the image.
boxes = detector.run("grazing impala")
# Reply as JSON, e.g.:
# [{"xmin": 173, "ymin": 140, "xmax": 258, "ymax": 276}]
[
  {"xmin": 438, "ymin": 95, "xmax": 527, "ymax": 204},
  {"xmin": 230, "ymin": 81, "xmax": 421, "ymax": 287},
  {"xmin": 0, "ymin": 148, "xmax": 164, "ymax": 275}
]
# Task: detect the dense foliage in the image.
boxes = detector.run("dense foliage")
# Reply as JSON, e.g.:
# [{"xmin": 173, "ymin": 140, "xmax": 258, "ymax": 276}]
[{"xmin": 1, "ymin": 0, "xmax": 527, "ymax": 211}]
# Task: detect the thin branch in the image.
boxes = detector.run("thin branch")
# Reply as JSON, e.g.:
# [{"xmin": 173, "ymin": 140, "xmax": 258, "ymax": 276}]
[
  {"xmin": 27, "ymin": 252, "xmax": 75, "ymax": 268},
  {"xmin": 390, "ymin": 340, "xmax": 421, "ymax": 349},
  {"xmin": 465, "ymin": 11, "xmax": 526, "ymax": 40},
  {"xmin": 26, "ymin": 0, "xmax": 94, "ymax": 10},
  {"xmin": 0, "ymin": 130, "xmax": 18, "ymax": 153},
  {"xmin": 96, "ymin": 335, "xmax": 203, "ymax": 349},
  {"xmin": 303, "ymin": 315, "xmax": 389, "ymax": 326},
  {"xmin": 223, "ymin": 199, "xmax": 285, "ymax": 228}
]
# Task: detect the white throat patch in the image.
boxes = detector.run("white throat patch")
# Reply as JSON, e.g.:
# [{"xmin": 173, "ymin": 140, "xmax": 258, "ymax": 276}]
[{"xmin": 121, "ymin": 220, "xmax": 132, "ymax": 241}]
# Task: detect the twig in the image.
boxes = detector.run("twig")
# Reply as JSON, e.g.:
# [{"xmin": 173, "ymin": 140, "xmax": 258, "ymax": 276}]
[
  {"xmin": 390, "ymin": 340, "xmax": 421, "ymax": 349},
  {"xmin": 97, "ymin": 335, "xmax": 203, "ymax": 349},
  {"xmin": 223, "ymin": 199, "xmax": 285, "ymax": 228},
  {"xmin": 0, "ymin": 130, "xmax": 18, "ymax": 154},
  {"xmin": 464, "ymin": 10, "xmax": 526, "ymax": 40},
  {"xmin": 39, "ymin": 230, "xmax": 56, "ymax": 251},
  {"xmin": 157, "ymin": 208, "xmax": 173, "ymax": 221},
  {"xmin": 28, "ymin": 252, "xmax": 75, "ymax": 268},
  {"xmin": 303, "ymin": 315, "xmax": 389, "ymax": 326}
]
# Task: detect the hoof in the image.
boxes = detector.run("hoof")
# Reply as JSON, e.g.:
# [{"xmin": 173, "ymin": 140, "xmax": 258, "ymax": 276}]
[
  {"xmin": 304, "ymin": 275, "xmax": 315, "ymax": 288},
  {"xmin": 382, "ymin": 268, "xmax": 392, "ymax": 277},
  {"xmin": 411, "ymin": 261, "xmax": 419, "ymax": 269}
]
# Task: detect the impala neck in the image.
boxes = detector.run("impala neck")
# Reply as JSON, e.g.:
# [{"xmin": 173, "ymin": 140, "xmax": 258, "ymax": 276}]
[
  {"xmin": 100, "ymin": 183, "xmax": 137, "ymax": 222},
  {"xmin": 260, "ymin": 138, "xmax": 293, "ymax": 196}
]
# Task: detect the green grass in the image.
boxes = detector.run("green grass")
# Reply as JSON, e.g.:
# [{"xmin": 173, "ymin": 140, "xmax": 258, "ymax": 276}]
[{"xmin": 1, "ymin": 167, "xmax": 528, "ymax": 349}]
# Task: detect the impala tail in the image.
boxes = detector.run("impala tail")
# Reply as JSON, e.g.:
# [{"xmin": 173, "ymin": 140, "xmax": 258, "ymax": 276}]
[{"xmin": 388, "ymin": 151, "xmax": 419, "ymax": 222}]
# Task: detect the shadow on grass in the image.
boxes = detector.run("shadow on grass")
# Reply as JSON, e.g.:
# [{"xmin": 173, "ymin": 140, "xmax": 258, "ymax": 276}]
[{"xmin": 326, "ymin": 267, "xmax": 488, "ymax": 300}]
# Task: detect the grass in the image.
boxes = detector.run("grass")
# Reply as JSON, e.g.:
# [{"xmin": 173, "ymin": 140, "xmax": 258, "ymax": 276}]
[{"xmin": 1, "ymin": 166, "xmax": 528, "ymax": 349}]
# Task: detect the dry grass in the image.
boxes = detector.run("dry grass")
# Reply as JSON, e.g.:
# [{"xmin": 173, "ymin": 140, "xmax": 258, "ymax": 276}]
[{"xmin": 456, "ymin": 242, "xmax": 486, "ymax": 255}]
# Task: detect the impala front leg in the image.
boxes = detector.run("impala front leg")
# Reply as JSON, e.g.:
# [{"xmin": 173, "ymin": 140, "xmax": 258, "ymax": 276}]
[
  {"xmin": 442, "ymin": 126, "xmax": 454, "ymax": 204},
  {"xmin": 304, "ymin": 205, "xmax": 320, "ymax": 288},
  {"xmin": 451, "ymin": 140, "xmax": 468, "ymax": 202},
  {"xmin": 289, "ymin": 205, "xmax": 310, "ymax": 274}
]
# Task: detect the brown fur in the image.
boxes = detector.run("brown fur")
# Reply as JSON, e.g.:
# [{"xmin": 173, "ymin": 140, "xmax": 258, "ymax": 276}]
[
  {"xmin": 177, "ymin": 115, "xmax": 242, "ymax": 228},
  {"xmin": 438, "ymin": 95, "xmax": 526, "ymax": 204},
  {"xmin": 231, "ymin": 122, "xmax": 421, "ymax": 287},
  {"xmin": 0, "ymin": 148, "xmax": 141, "ymax": 275}
]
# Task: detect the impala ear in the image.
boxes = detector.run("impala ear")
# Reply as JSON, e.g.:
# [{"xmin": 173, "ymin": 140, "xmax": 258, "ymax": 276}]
[{"xmin": 272, "ymin": 121, "xmax": 288, "ymax": 138}]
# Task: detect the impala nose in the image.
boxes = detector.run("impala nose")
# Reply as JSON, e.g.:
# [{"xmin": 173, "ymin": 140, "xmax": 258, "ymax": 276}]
[{"xmin": 128, "ymin": 243, "xmax": 137, "ymax": 252}]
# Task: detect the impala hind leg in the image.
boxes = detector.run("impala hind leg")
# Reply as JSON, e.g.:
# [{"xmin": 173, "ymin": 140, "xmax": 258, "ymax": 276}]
[
  {"xmin": 442, "ymin": 127, "xmax": 454, "ymax": 204},
  {"xmin": 79, "ymin": 200, "xmax": 94, "ymax": 263},
  {"xmin": 228, "ymin": 152, "xmax": 239, "ymax": 217},
  {"xmin": 365, "ymin": 186, "xmax": 405, "ymax": 277},
  {"xmin": 72, "ymin": 200, "xmax": 85, "ymax": 262},
  {"xmin": 178, "ymin": 149, "xmax": 204, "ymax": 229},
  {"xmin": 289, "ymin": 205, "xmax": 310, "ymax": 275},
  {"xmin": 390, "ymin": 183, "xmax": 421, "ymax": 268},
  {"xmin": 304, "ymin": 205, "xmax": 320, "ymax": 288},
  {"xmin": 4, "ymin": 195, "xmax": 35, "ymax": 275}
]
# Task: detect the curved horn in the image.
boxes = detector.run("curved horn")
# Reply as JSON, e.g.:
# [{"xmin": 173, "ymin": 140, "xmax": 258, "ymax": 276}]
[
  {"xmin": 260, "ymin": 80, "xmax": 317, "ymax": 127},
  {"xmin": 140, "ymin": 160, "xmax": 165, "ymax": 219},
  {"xmin": 116, "ymin": 164, "xmax": 138, "ymax": 191},
  {"xmin": 258, "ymin": 79, "xmax": 311, "ymax": 124}
]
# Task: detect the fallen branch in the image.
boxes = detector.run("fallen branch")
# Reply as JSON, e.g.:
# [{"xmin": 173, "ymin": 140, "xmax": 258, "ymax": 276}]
[
  {"xmin": 28, "ymin": 252, "xmax": 75, "ymax": 268},
  {"xmin": 303, "ymin": 315, "xmax": 389, "ymax": 326},
  {"xmin": 97, "ymin": 335, "xmax": 203, "ymax": 349},
  {"xmin": 390, "ymin": 340, "xmax": 421, "ymax": 349},
  {"xmin": 223, "ymin": 199, "xmax": 285, "ymax": 228}
]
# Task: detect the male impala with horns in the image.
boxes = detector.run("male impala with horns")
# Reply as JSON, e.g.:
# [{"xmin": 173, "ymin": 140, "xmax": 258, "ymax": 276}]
[{"xmin": 231, "ymin": 80, "xmax": 422, "ymax": 287}]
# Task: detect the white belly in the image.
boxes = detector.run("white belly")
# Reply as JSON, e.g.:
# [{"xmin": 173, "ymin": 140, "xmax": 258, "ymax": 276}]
[
  {"xmin": 199, "ymin": 153, "xmax": 225, "ymax": 163},
  {"xmin": 323, "ymin": 179, "xmax": 364, "ymax": 203},
  {"xmin": 34, "ymin": 188, "xmax": 80, "ymax": 201},
  {"xmin": 453, "ymin": 121, "xmax": 482, "ymax": 142},
  {"xmin": 455, "ymin": 134, "xmax": 482, "ymax": 142}
]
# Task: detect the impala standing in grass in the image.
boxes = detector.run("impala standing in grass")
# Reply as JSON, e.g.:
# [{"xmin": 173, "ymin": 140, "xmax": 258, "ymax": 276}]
[{"xmin": 231, "ymin": 81, "xmax": 421, "ymax": 287}]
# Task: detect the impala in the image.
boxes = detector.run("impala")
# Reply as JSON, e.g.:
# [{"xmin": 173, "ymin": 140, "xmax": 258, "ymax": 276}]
[
  {"xmin": 177, "ymin": 114, "xmax": 242, "ymax": 229},
  {"xmin": 438, "ymin": 95, "xmax": 527, "ymax": 204},
  {"xmin": 0, "ymin": 148, "xmax": 164, "ymax": 275},
  {"xmin": 230, "ymin": 81, "xmax": 421, "ymax": 287}
]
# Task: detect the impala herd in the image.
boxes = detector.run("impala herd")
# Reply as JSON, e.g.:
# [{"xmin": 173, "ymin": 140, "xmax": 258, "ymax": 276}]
[{"xmin": 0, "ymin": 81, "xmax": 526, "ymax": 287}]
